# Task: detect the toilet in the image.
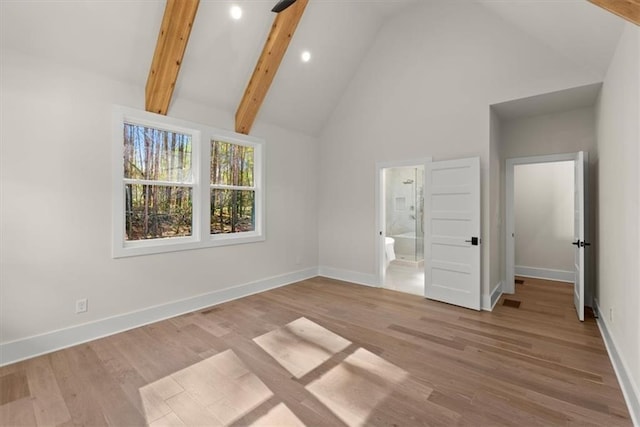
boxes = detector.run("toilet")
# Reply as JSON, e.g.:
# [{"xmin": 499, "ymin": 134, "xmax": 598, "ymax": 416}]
[{"xmin": 385, "ymin": 237, "xmax": 396, "ymax": 267}]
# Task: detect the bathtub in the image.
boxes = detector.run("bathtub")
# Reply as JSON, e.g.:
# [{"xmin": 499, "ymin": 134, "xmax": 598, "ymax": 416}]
[{"xmin": 392, "ymin": 231, "xmax": 423, "ymax": 260}]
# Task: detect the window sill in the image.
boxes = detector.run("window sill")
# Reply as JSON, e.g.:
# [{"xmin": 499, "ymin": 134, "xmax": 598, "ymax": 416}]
[{"xmin": 113, "ymin": 233, "xmax": 265, "ymax": 258}]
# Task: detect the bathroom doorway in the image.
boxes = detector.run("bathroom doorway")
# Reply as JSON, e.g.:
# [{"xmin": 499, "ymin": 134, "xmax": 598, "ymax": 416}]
[{"xmin": 376, "ymin": 159, "xmax": 430, "ymax": 295}]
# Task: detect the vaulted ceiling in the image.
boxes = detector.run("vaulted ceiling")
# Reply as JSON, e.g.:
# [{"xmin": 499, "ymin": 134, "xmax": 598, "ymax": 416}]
[{"xmin": 0, "ymin": 0, "xmax": 627, "ymax": 136}]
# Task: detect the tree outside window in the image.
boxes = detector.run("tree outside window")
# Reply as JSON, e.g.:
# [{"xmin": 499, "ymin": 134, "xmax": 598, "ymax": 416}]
[
  {"xmin": 210, "ymin": 141, "xmax": 255, "ymax": 234},
  {"xmin": 123, "ymin": 123, "xmax": 193, "ymax": 241}
]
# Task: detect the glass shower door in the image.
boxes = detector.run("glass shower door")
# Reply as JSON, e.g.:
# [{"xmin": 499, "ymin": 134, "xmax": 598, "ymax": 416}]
[{"xmin": 415, "ymin": 167, "xmax": 424, "ymax": 263}]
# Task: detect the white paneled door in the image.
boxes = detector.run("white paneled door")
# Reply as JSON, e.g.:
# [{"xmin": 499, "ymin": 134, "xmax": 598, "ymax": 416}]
[
  {"xmin": 573, "ymin": 151, "xmax": 588, "ymax": 321},
  {"xmin": 425, "ymin": 157, "xmax": 481, "ymax": 310}
]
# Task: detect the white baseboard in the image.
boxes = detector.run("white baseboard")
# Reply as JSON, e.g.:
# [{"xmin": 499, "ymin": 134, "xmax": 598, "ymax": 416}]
[
  {"xmin": 0, "ymin": 268, "xmax": 319, "ymax": 367},
  {"xmin": 515, "ymin": 265, "xmax": 574, "ymax": 283},
  {"xmin": 594, "ymin": 299, "xmax": 640, "ymax": 426},
  {"xmin": 317, "ymin": 266, "xmax": 380, "ymax": 288},
  {"xmin": 482, "ymin": 281, "xmax": 503, "ymax": 311}
]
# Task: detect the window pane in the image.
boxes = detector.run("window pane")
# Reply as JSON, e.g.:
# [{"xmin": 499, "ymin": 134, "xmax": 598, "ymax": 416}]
[
  {"xmin": 124, "ymin": 123, "xmax": 192, "ymax": 182},
  {"xmin": 210, "ymin": 189, "xmax": 255, "ymax": 234},
  {"xmin": 125, "ymin": 184, "xmax": 192, "ymax": 241},
  {"xmin": 211, "ymin": 141, "xmax": 254, "ymax": 186}
]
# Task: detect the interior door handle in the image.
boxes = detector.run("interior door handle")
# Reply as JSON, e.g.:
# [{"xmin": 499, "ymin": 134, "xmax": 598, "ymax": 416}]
[
  {"xmin": 572, "ymin": 240, "xmax": 591, "ymax": 247},
  {"xmin": 572, "ymin": 240, "xmax": 581, "ymax": 246},
  {"xmin": 465, "ymin": 237, "xmax": 479, "ymax": 246}
]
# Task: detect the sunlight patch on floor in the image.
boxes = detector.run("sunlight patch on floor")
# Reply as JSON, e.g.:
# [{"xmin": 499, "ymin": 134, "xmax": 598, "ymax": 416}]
[
  {"xmin": 249, "ymin": 402, "xmax": 305, "ymax": 427},
  {"xmin": 140, "ymin": 318, "xmax": 412, "ymax": 426},
  {"xmin": 306, "ymin": 348, "xmax": 408, "ymax": 427},
  {"xmin": 140, "ymin": 349, "xmax": 272, "ymax": 426},
  {"xmin": 253, "ymin": 317, "xmax": 351, "ymax": 378}
]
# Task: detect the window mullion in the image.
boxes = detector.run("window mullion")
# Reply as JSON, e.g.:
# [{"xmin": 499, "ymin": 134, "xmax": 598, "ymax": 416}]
[
  {"xmin": 209, "ymin": 185, "xmax": 256, "ymax": 191},
  {"xmin": 123, "ymin": 179, "xmax": 193, "ymax": 187},
  {"xmin": 200, "ymin": 131, "xmax": 211, "ymax": 241}
]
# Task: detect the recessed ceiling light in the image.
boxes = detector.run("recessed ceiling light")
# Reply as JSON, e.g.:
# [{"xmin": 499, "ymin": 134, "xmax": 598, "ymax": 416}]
[
  {"xmin": 230, "ymin": 5, "xmax": 242, "ymax": 20},
  {"xmin": 301, "ymin": 51, "xmax": 311, "ymax": 63}
]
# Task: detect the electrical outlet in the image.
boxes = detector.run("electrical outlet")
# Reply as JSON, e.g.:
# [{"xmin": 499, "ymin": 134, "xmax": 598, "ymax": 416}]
[{"xmin": 76, "ymin": 298, "xmax": 88, "ymax": 314}]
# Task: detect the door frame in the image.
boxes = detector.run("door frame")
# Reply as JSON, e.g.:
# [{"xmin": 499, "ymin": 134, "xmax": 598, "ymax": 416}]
[
  {"xmin": 375, "ymin": 158, "xmax": 432, "ymax": 287},
  {"xmin": 504, "ymin": 152, "xmax": 578, "ymax": 294}
]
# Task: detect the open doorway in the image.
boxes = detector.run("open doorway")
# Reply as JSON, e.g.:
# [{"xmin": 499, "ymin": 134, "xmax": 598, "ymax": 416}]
[
  {"xmin": 376, "ymin": 159, "xmax": 430, "ymax": 296},
  {"xmin": 514, "ymin": 161, "xmax": 575, "ymax": 282},
  {"xmin": 505, "ymin": 152, "xmax": 589, "ymax": 320}
]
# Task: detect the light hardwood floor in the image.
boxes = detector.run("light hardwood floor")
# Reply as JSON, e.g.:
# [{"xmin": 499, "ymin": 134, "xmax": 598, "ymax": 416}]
[{"xmin": 0, "ymin": 276, "xmax": 632, "ymax": 426}]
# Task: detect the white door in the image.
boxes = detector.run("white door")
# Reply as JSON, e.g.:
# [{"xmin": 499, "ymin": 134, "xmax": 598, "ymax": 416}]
[
  {"xmin": 573, "ymin": 151, "xmax": 588, "ymax": 321},
  {"xmin": 425, "ymin": 157, "xmax": 481, "ymax": 310}
]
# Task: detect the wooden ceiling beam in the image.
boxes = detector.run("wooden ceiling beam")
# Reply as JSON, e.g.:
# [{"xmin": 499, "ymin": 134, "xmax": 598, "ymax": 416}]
[
  {"xmin": 235, "ymin": 0, "xmax": 309, "ymax": 135},
  {"xmin": 146, "ymin": 0, "xmax": 199, "ymax": 115},
  {"xmin": 589, "ymin": 0, "xmax": 639, "ymax": 26}
]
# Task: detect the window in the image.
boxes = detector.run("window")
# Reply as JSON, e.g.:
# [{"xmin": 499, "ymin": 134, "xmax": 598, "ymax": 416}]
[
  {"xmin": 210, "ymin": 140, "xmax": 256, "ymax": 234},
  {"xmin": 124, "ymin": 123, "xmax": 194, "ymax": 241},
  {"xmin": 113, "ymin": 106, "xmax": 264, "ymax": 257}
]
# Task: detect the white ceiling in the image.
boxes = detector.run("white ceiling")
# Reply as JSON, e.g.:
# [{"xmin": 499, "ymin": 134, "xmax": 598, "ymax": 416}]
[
  {"xmin": 0, "ymin": 0, "xmax": 625, "ymax": 136},
  {"xmin": 478, "ymin": 0, "xmax": 624, "ymax": 79}
]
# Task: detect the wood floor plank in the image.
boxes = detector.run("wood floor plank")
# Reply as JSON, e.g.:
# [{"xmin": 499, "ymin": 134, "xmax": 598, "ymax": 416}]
[
  {"xmin": 148, "ymin": 410, "xmax": 186, "ymax": 427},
  {"xmin": 0, "ymin": 397, "xmax": 37, "ymax": 427},
  {"xmin": 0, "ymin": 370, "xmax": 30, "ymax": 405},
  {"xmin": 458, "ymin": 337, "xmax": 604, "ymax": 382},
  {"xmin": 89, "ymin": 338, "xmax": 154, "ymax": 418},
  {"xmin": 0, "ymin": 276, "xmax": 632, "ymax": 425},
  {"xmin": 165, "ymin": 391, "xmax": 223, "ymax": 426},
  {"xmin": 143, "ymin": 321, "xmax": 203, "ymax": 370},
  {"xmin": 24, "ymin": 356, "xmax": 71, "ymax": 426},
  {"xmin": 68, "ymin": 344, "xmax": 146, "ymax": 426},
  {"xmin": 388, "ymin": 324, "xmax": 467, "ymax": 351},
  {"xmin": 49, "ymin": 349, "xmax": 109, "ymax": 426}
]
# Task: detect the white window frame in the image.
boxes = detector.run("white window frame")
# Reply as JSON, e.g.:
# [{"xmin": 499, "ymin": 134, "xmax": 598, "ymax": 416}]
[
  {"xmin": 208, "ymin": 135, "xmax": 264, "ymax": 246},
  {"xmin": 112, "ymin": 106, "xmax": 265, "ymax": 258}
]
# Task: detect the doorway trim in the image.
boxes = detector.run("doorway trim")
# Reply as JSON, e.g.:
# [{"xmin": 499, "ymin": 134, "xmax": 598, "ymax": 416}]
[
  {"xmin": 375, "ymin": 158, "xmax": 432, "ymax": 287},
  {"xmin": 505, "ymin": 152, "xmax": 578, "ymax": 294}
]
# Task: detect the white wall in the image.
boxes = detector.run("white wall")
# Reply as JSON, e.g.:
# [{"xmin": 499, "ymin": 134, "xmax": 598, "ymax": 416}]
[
  {"xmin": 0, "ymin": 50, "xmax": 319, "ymax": 348},
  {"xmin": 489, "ymin": 109, "xmax": 502, "ymax": 298},
  {"xmin": 514, "ymin": 162, "xmax": 574, "ymax": 274},
  {"xmin": 317, "ymin": 1, "xmax": 599, "ymax": 297},
  {"xmin": 501, "ymin": 107, "xmax": 597, "ymax": 159},
  {"xmin": 595, "ymin": 23, "xmax": 640, "ymax": 419}
]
